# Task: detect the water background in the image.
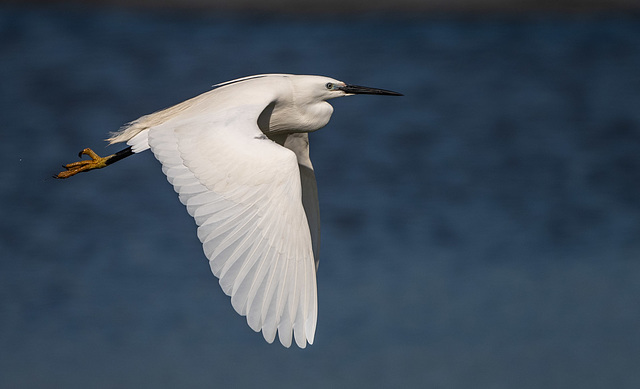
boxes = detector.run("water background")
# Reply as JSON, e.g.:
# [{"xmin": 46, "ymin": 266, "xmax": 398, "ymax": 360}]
[{"xmin": 1, "ymin": 6, "xmax": 639, "ymax": 388}]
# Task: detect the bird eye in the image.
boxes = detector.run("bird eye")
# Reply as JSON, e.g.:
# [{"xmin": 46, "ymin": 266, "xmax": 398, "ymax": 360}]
[{"xmin": 326, "ymin": 82, "xmax": 334, "ymax": 90}]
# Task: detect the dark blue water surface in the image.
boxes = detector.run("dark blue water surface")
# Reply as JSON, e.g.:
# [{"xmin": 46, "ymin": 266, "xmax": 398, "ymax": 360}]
[{"xmin": 1, "ymin": 6, "xmax": 639, "ymax": 388}]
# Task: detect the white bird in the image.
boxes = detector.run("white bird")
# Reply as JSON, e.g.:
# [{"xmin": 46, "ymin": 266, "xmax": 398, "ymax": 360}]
[{"xmin": 56, "ymin": 74, "xmax": 402, "ymax": 348}]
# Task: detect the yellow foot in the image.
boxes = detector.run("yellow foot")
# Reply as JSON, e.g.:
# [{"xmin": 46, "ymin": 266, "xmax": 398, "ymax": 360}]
[{"xmin": 55, "ymin": 148, "xmax": 111, "ymax": 179}]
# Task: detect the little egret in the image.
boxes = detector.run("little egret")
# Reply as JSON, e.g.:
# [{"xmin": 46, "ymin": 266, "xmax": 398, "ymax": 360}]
[{"xmin": 56, "ymin": 74, "xmax": 402, "ymax": 348}]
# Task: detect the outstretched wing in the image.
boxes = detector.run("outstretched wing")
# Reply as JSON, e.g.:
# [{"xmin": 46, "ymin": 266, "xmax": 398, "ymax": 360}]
[{"xmin": 147, "ymin": 105, "xmax": 318, "ymax": 348}]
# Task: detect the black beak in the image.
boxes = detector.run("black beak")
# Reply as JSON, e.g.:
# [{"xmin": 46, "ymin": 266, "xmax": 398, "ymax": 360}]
[{"xmin": 339, "ymin": 84, "xmax": 403, "ymax": 96}]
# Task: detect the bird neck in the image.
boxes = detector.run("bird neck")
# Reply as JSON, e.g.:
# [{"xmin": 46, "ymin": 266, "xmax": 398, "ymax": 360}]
[{"xmin": 262, "ymin": 100, "xmax": 333, "ymax": 135}]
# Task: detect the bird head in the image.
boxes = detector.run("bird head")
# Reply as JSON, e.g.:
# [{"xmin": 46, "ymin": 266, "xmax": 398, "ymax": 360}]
[
  {"xmin": 258, "ymin": 74, "xmax": 403, "ymax": 133},
  {"xmin": 292, "ymin": 75, "xmax": 403, "ymax": 102}
]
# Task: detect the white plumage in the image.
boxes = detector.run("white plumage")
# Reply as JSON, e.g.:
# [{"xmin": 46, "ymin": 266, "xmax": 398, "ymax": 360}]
[{"xmin": 60, "ymin": 74, "xmax": 401, "ymax": 348}]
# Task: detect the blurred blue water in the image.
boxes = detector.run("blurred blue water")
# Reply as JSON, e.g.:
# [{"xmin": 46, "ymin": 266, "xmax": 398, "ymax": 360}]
[{"xmin": 1, "ymin": 6, "xmax": 639, "ymax": 388}]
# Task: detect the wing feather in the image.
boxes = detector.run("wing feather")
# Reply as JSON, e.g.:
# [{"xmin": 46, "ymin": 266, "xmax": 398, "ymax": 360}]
[
  {"xmin": 230, "ymin": 205, "xmax": 284, "ymax": 311},
  {"xmin": 147, "ymin": 105, "xmax": 317, "ymax": 348},
  {"xmin": 282, "ymin": 133, "xmax": 321, "ymax": 269}
]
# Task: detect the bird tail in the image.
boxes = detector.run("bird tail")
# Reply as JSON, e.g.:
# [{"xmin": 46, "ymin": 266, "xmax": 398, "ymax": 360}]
[
  {"xmin": 106, "ymin": 120, "xmax": 146, "ymax": 145},
  {"xmin": 107, "ymin": 92, "xmax": 204, "ymax": 145}
]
